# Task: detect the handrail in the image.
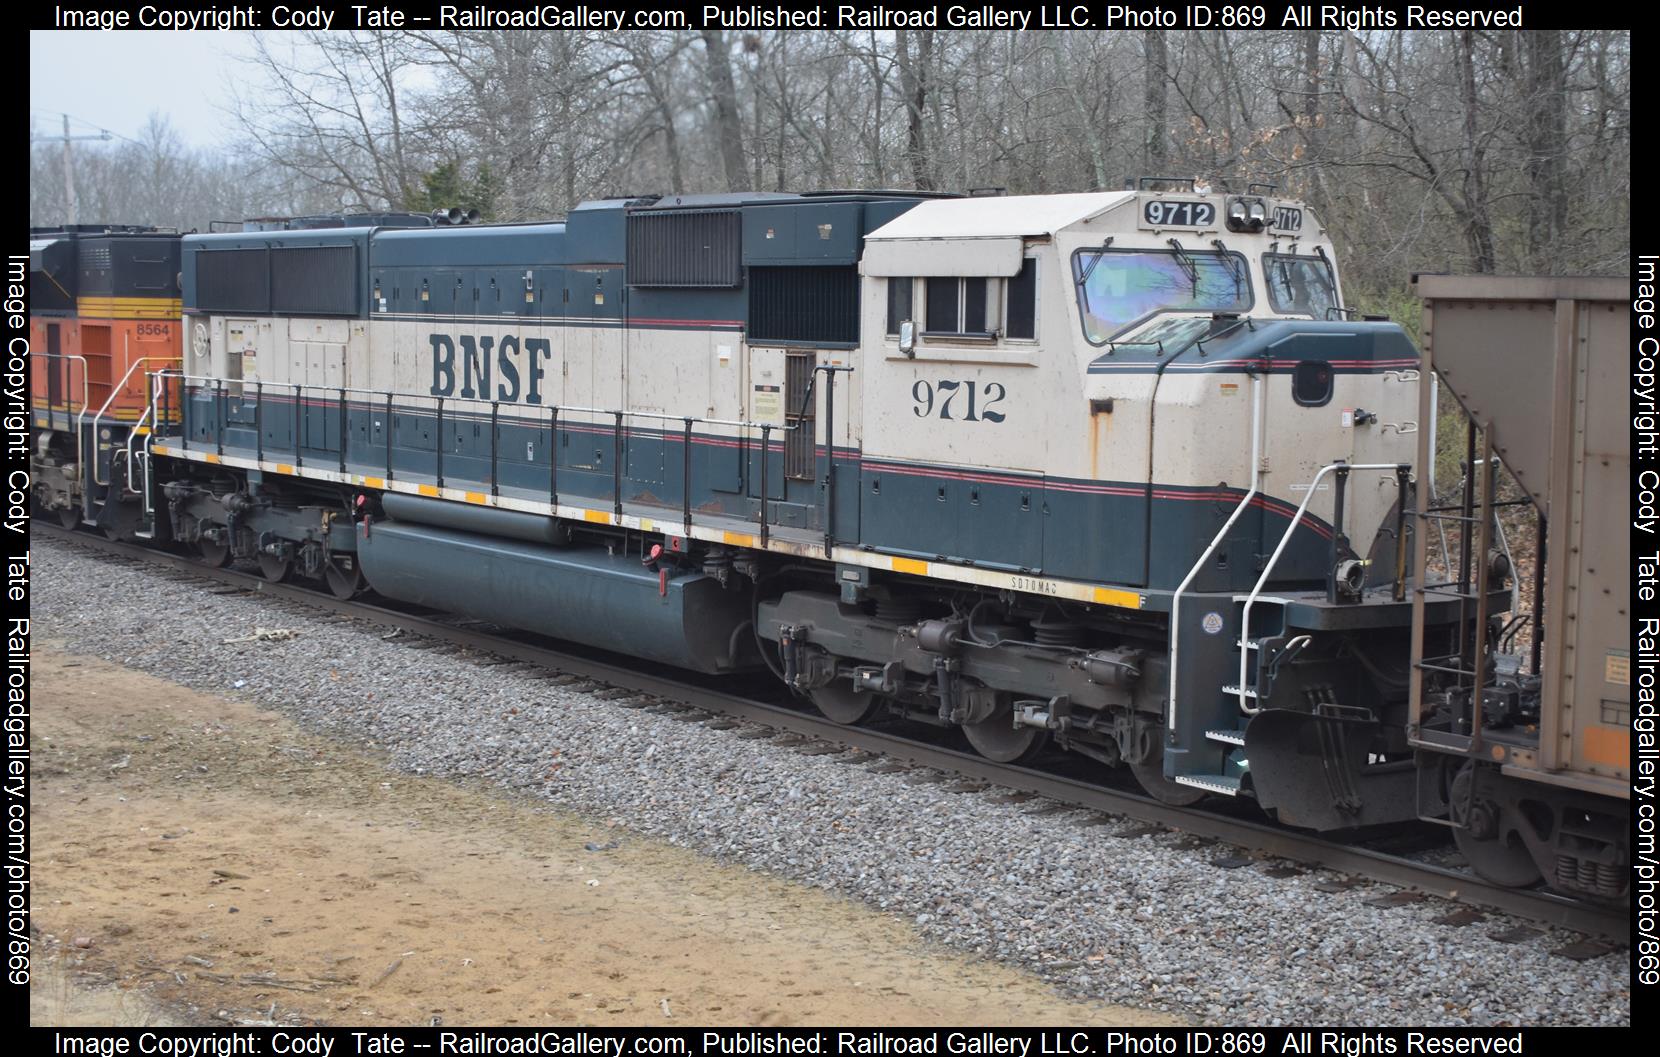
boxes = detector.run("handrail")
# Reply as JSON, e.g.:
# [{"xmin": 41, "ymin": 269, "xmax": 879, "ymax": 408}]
[
  {"xmin": 122, "ymin": 401, "xmax": 155, "ymax": 495},
  {"xmin": 35, "ymin": 352, "xmax": 91, "ymax": 487},
  {"xmin": 147, "ymin": 366, "xmax": 834, "ymax": 536},
  {"xmin": 1168, "ymin": 371, "xmax": 1265, "ymax": 738},
  {"xmin": 147, "ymin": 369, "xmax": 801, "ymax": 435},
  {"xmin": 34, "ymin": 351, "xmax": 91, "ymax": 415},
  {"xmin": 1235, "ymin": 461, "xmax": 1406, "ymax": 715},
  {"xmin": 88, "ymin": 356, "xmax": 173, "ymax": 488}
]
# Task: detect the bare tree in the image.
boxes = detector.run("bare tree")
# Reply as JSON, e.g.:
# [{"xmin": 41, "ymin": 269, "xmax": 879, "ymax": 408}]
[
  {"xmin": 231, "ymin": 32, "xmax": 430, "ymax": 210},
  {"xmin": 1143, "ymin": 31, "xmax": 1169, "ymax": 171},
  {"xmin": 1523, "ymin": 31, "xmax": 1569, "ymax": 269},
  {"xmin": 699, "ymin": 29, "xmax": 748, "ymax": 192},
  {"xmin": 894, "ymin": 27, "xmax": 934, "ymax": 190}
]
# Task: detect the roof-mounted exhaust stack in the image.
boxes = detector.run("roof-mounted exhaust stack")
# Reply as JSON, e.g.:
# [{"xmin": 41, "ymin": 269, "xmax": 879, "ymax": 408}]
[{"xmin": 429, "ymin": 207, "xmax": 483, "ymax": 226}]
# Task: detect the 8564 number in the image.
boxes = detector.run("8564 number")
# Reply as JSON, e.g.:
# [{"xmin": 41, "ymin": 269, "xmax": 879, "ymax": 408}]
[{"xmin": 912, "ymin": 379, "xmax": 1006, "ymax": 422}]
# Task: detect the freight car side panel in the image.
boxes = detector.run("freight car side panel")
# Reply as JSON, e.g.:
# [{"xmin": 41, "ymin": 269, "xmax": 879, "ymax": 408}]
[{"xmin": 1551, "ymin": 295, "xmax": 1630, "ymax": 783}]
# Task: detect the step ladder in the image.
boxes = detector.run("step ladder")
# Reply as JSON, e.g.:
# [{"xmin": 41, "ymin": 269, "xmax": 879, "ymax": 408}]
[
  {"xmin": 1171, "ymin": 597, "xmax": 1292, "ymax": 797},
  {"xmin": 1172, "ymin": 772, "xmax": 1243, "ymax": 795},
  {"xmin": 1167, "ymin": 459, "xmax": 1412, "ymax": 799},
  {"xmin": 121, "ymin": 410, "xmax": 159, "ymax": 539}
]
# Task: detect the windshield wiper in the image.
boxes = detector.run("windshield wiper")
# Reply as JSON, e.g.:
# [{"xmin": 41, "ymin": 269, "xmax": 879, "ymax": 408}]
[
  {"xmin": 1166, "ymin": 238, "xmax": 1199, "ymax": 296},
  {"xmin": 1210, "ymin": 239, "xmax": 1246, "ymax": 297},
  {"xmin": 1076, "ymin": 237, "xmax": 1114, "ymax": 287},
  {"xmin": 1276, "ymin": 260, "xmax": 1296, "ymax": 302}
]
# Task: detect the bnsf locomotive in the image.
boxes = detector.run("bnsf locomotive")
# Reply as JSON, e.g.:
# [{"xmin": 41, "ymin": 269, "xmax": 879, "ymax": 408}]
[
  {"xmin": 28, "ymin": 225, "xmax": 183, "ymax": 538},
  {"xmin": 37, "ymin": 184, "xmax": 1630, "ymax": 901}
]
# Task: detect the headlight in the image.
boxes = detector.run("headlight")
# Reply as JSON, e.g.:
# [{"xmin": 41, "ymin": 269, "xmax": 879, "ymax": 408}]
[{"xmin": 1226, "ymin": 196, "xmax": 1268, "ymax": 233}]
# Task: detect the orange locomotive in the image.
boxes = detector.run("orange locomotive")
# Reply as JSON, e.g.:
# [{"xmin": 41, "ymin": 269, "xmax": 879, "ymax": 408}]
[{"xmin": 29, "ymin": 226, "xmax": 182, "ymax": 538}]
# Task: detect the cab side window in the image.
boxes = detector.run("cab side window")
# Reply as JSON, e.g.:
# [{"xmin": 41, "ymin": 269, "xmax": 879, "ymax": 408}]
[
  {"xmin": 897, "ymin": 260, "xmax": 1037, "ymax": 344},
  {"xmin": 886, "ymin": 277, "xmax": 914, "ymax": 336},
  {"xmin": 1005, "ymin": 259, "xmax": 1036, "ymax": 340},
  {"xmin": 926, "ymin": 277, "xmax": 990, "ymax": 336},
  {"xmin": 1294, "ymin": 360, "xmax": 1333, "ymax": 407}
]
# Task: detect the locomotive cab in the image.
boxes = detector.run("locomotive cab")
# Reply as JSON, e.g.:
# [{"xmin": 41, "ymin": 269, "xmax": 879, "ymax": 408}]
[
  {"xmin": 858, "ymin": 186, "xmax": 1439, "ymax": 818},
  {"xmin": 859, "ymin": 184, "xmax": 1416, "ymax": 596}
]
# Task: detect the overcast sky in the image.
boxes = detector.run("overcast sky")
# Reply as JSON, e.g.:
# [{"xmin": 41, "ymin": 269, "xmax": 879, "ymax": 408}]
[{"xmin": 30, "ymin": 31, "xmax": 260, "ymax": 149}]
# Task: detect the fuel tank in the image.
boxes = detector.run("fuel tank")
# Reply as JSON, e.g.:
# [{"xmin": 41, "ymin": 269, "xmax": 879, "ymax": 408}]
[
  {"xmin": 358, "ymin": 519, "xmax": 757, "ymax": 673},
  {"xmin": 379, "ymin": 492, "xmax": 572, "ymax": 545}
]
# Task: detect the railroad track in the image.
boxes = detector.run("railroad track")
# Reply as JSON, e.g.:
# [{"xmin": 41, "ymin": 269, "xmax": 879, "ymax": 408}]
[{"xmin": 35, "ymin": 523, "xmax": 1629, "ymax": 947}]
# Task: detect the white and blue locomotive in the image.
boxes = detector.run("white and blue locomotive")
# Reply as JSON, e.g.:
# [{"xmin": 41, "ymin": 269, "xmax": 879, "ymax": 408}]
[{"xmin": 147, "ymin": 185, "xmax": 1478, "ymax": 845}]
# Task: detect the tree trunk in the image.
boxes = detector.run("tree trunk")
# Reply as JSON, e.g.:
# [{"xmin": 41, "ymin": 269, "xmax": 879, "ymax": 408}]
[
  {"xmin": 1524, "ymin": 31, "xmax": 1568, "ymax": 270},
  {"xmin": 895, "ymin": 28, "xmax": 933, "ymax": 190},
  {"xmin": 700, "ymin": 29, "xmax": 747, "ymax": 192},
  {"xmin": 1302, "ymin": 30, "xmax": 1326, "ymax": 207},
  {"xmin": 1143, "ymin": 30, "xmax": 1168, "ymax": 172},
  {"xmin": 1456, "ymin": 32, "xmax": 1497, "ymax": 273},
  {"xmin": 661, "ymin": 100, "xmax": 685, "ymax": 195}
]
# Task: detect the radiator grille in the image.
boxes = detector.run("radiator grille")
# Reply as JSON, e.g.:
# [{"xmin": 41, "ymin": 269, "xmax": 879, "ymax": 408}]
[
  {"xmin": 271, "ymin": 245, "xmax": 357, "ymax": 315},
  {"xmin": 748, "ymin": 265, "xmax": 859, "ymax": 345},
  {"xmin": 626, "ymin": 210, "xmax": 741, "ymax": 287},
  {"xmin": 194, "ymin": 248, "xmax": 270, "ymax": 313}
]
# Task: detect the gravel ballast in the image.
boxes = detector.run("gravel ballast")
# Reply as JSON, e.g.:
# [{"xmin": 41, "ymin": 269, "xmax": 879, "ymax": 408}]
[{"xmin": 32, "ymin": 538, "xmax": 1630, "ymax": 1026}]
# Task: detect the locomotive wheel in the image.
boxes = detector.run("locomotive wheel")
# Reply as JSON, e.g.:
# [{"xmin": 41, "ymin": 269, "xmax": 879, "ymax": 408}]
[
  {"xmin": 197, "ymin": 536, "xmax": 233, "ymax": 568},
  {"xmin": 324, "ymin": 555, "xmax": 364, "ymax": 600},
  {"xmin": 1129, "ymin": 757, "xmax": 1206, "ymax": 806},
  {"xmin": 1450, "ymin": 765, "xmax": 1542, "ymax": 888},
  {"xmin": 257, "ymin": 552, "xmax": 293, "ymax": 584},
  {"xmin": 57, "ymin": 506, "xmax": 81, "ymax": 529},
  {"xmin": 962, "ymin": 704, "xmax": 1047, "ymax": 764},
  {"xmin": 808, "ymin": 682, "xmax": 881, "ymax": 725}
]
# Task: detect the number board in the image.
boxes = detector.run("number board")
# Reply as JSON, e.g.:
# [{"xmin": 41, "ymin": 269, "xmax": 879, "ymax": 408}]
[
  {"xmin": 1140, "ymin": 199, "xmax": 1217, "ymax": 229},
  {"xmin": 1271, "ymin": 206, "xmax": 1304, "ymax": 232}
]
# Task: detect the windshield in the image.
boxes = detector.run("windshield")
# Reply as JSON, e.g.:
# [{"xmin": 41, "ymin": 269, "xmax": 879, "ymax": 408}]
[
  {"xmin": 1073, "ymin": 249, "xmax": 1251, "ymax": 345},
  {"xmin": 1265, "ymin": 254, "xmax": 1339, "ymax": 318}
]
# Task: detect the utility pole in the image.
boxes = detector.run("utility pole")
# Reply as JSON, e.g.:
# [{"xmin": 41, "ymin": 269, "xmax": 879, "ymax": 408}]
[{"xmin": 32, "ymin": 115, "xmax": 112, "ymax": 225}]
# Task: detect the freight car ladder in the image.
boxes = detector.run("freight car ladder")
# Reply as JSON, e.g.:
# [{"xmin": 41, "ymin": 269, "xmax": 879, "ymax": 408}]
[{"xmin": 1407, "ymin": 425, "xmax": 1505, "ymax": 761}]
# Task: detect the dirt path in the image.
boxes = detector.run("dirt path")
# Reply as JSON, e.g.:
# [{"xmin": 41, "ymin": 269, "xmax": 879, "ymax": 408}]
[{"xmin": 30, "ymin": 642, "xmax": 1180, "ymax": 1027}]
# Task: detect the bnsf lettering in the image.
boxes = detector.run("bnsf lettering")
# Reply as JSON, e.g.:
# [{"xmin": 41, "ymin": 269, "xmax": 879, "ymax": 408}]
[
  {"xmin": 497, "ymin": 335, "xmax": 521, "ymax": 402},
  {"xmin": 459, "ymin": 334, "xmax": 491, "ymax": 398},
  {"xmin": 430, "ymin": 332, "xmax": 555, "ymax": 404}
]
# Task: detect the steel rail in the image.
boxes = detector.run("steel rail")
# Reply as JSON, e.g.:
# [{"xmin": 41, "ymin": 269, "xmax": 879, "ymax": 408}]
[{"xmin": 36, "ymin": 523, "xmax": 1628, "ymax": 944}]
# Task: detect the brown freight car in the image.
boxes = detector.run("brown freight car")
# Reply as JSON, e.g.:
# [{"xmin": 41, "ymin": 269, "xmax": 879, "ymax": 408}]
[{"xmin": 1409, "ymin": 274, "xmax": 1629, "ymax": 900}]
